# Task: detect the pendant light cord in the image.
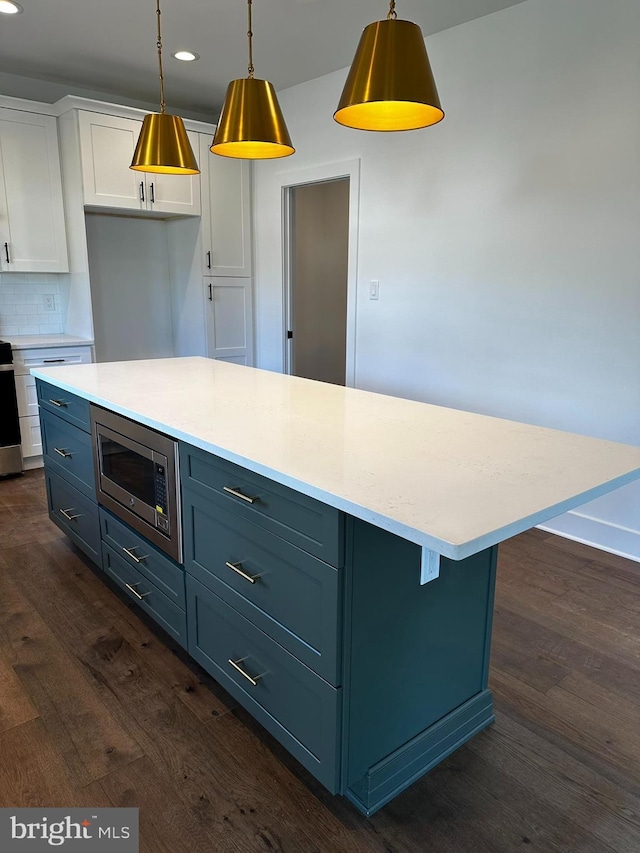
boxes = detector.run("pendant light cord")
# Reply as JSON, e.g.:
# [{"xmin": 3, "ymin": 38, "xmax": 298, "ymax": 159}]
[
  {"xmin": 387, "ymin": 1, "xmax": 397, "ymax": 20},
  {"xmin": 156, "ymin": 0, "xmax": 166, "ymax": 113},
  {"xmin": 247, "ymin": 0, "xmax": 255, "ymax": 79}
]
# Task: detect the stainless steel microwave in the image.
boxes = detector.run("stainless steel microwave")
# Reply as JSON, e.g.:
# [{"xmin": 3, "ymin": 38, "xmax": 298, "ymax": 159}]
[{"xmin": 91, "ymin": 405, "xmax": 182, "ymax": 563}]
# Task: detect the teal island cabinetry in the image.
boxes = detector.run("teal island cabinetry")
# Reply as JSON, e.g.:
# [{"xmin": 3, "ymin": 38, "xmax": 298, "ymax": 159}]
[{"xmin": 33, "ymin": 358, "xmax": 640, "ymax": 816}]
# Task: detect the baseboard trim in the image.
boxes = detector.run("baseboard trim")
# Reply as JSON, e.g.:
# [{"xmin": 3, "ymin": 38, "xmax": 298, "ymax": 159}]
[
  {"xmin": 345, "ymin": 690, "xmax": 494, "ymax": 816},
  {"xmin": 538, "ymin": 510, "xmax": 640, "ymax": 564}
]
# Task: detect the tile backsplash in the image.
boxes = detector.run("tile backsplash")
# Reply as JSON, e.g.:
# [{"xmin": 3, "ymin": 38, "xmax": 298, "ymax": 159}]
[{"xmin": 0, "ymin": 274, "xmax": 66, "ymax": 337}]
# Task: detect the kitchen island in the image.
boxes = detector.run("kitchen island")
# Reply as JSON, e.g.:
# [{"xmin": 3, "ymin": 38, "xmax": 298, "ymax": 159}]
[{"xmin": 32, "ymin": 357, "xmax": 640, "ymax": 815}]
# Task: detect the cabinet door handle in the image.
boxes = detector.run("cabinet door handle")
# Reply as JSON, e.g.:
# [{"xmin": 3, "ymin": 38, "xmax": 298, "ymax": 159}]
[
  {"xmin": 206, "ymin": 250, "xmax": 212, "ymax": 269},
  {"xmin": 223, "ymin": 486, "xmax": 259, "ymax": 505},
  {"xmin": 125, "ymin": 582, "xmax": 151, "ymax": 600},
  {"xmin": 3, "ymin": 242, "xmax": 9, "ymax": 263},
  {"xmin": 149, "ymin": 182, "xmax": 155, "ymax": 204},
  {"xmin": 54, "ymin": 447, "xmax": 72, "ymax": 459},
  {"xmin": 228, "ymin": 657, "xmax": 262, "ymax": 687},
  {"xmin": 60, "ymin": 508, "xmax": 81, "ymax": 521},
  {"xmin": 48, "ymin": 399, "xmax": 67, "ymax": 407},
  {"xmin": 139, "ymin": 181, "xmax": 145, "ymax": 202},
  {"xmin": 43, "ymin": 358, "xmax": 66, "ymax": 364},
  {"xmin": 225, "ymin": 561, "xmax": 260, "ymax": 584},
  {"xmin": 122, "ymin": 546, "xmax": 147, "ymax": 564},
  {"xmin": 208, "ymin": 282, "xmax": 212, "ymax": 302}
]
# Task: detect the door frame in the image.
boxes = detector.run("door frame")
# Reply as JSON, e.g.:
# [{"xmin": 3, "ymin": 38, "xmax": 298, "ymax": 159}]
[{"xmin": 278, "ymin": 159, "xmax": 360, "ymax": 387}]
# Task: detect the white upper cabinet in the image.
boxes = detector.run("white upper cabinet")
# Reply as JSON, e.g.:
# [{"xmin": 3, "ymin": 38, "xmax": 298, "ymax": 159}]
[
  {"xmin": 199, "ymin": 134, "xmax": 252, "ymax": 276},
  {"xmin": 0, "ymin": 108, "xmax": 69, "ymax": 273},
  {"xmin": 78, "ymin": 111, "xmax": 201, "ymax": 216}
]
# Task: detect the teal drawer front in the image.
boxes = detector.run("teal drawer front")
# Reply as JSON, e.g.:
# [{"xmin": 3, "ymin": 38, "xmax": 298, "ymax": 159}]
[
  {"xmin": 183, "ymin": 490, "xmax": 341, "ymax": 684},
  {"xmin": 100, "ymin": 509, "xmax": 185, "ymax": 608},
  {"xmin": 45, "ymin": 469, "xmax": 100, "ymax": 564},
  {"xmin": 180, "ymin": 443, "xmax": 344, "ymax": 567},
  {"xmin": 41, "ymin": 409, "xmax": 96, "ymax": 499},
  {"xmin": 37, "ymin": 379, "xmax": 91, "ymax": 432},
  {"xmin": 102, "ymin": 543, "xmax": 187, "ymax": 649},
  {"xmin": 186, "ymin": 576, "xmax": 340, "ymax": 793}
]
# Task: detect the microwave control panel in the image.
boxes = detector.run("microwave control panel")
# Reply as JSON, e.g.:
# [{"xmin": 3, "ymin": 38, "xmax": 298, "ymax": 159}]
[{"xmin": 154, "ymin": 462, "xmax": 170, "ymax": 532}]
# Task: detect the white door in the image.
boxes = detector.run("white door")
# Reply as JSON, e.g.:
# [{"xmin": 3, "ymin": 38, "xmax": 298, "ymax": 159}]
[
  {"xmin": 0, "ymin": 109, "xmax": 69, "ymax": 273},
  {"xmin": 204, "ymin": 277, "xmax": 254, "ymax": 364},
  {"xmin": 199, "ymin": 135, "xmax": 252, "ymax": 276},
  {"xmin": 79, "ymin": 111, "xmax": 145, "ymax": 210},
  {"xmin": 151, "ymin": 130, "xmax": 201, "ymax": 216}
]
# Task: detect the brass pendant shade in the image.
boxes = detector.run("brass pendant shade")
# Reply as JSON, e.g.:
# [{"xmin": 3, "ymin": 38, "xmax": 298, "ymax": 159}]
[
  {"xmin": 211, "ymin": 0, "xmax": 294, "ymax": 160},
  {"xmin": 131, "ymin": 113, "xmax": 199, "ymax": 174},
  {"xmin": 335, "ymin": 18, "xmax": 444, "ymax": 132},
  {"xmin": 130, "ymin": 0, "xmax": 199, "ymax": 175},
  {"xmin": 211, "ymin": 78, "xmax": 294, "ymax": 159}
]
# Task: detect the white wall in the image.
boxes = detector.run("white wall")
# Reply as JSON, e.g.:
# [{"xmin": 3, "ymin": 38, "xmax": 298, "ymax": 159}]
[
  {"xmin": 253, "ymin": 0, "xmax": 640, "ymax": 561},
  {"xmin": 85, "ymin": 214, "xmax": 175, "ymax": 362}
]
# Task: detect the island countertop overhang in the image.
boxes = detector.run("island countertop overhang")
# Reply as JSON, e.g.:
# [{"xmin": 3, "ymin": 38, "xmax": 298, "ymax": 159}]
[{"xmin": 32, "ymin": 357, "xmax": 640, "ymax": 561}]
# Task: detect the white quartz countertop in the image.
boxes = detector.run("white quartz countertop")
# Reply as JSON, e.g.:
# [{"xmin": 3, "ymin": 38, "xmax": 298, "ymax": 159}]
[
  {"xmin": 32, "ymin": 357, "xmax": 640, "ymax": 560},
  {"xmin": 6, "ymin": 334, "xmax": 94, "ymax": 350}
]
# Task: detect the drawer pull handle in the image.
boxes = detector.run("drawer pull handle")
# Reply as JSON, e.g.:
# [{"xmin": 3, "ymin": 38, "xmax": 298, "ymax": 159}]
[
  {"xmin": 226, "ymin": 561, "xmax": 260, "ymax": 584},
  {"xmin": 43, "ymin": 358, "xmax": 66, "ymax": 364},
  {"xmin": 54, "ymin": 447, "xmax": 72, "ymax": 458},
  {"xmin": 223, "ymin": 486, "xmax": 259, "ymax": 505},
  {"xmin": 228, "ymin": 657, "xmax": 262, "ymax": 687},
  {"xmin": 122, "ymin": 546, "xmax": 147, "ymax": 564},
  {"xmin": 125, "ymin": 582, "xmax": 151, "ymax": 601},
  {"xmin": 60, "ymin": 508, "xmax": 81, "ymax": 521},
  {"xmin": 49, "ymin": 399, "xmax": 67, "ymax": 408}
]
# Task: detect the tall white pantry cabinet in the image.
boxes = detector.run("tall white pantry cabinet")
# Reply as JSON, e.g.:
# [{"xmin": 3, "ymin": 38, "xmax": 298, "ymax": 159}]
[{"xmin": 199, "ymin": 134, "xmax": 254, "ymax": 366}]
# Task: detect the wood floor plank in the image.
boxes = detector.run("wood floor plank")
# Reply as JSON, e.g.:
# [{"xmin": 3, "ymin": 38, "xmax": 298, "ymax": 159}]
[
  {"xmin": 0, "ymin": 718, "xmax": 114, "ymax": 808},
  {"xmin": 99, "ymin": 756, "xmax": 211, "ymax": 853},
  {"xmin": 0, "ymin": 554, "xmax": 144, "ymax": 787},
  {"xmin": 465, "ymin": 713, "xmax": 640, "ymax": 853},
  {"xmin": 0, "ymin": 653, "xmax": 39, "ymax": 733},
  {"xmin": 43, "ymin": 535, "xmax": 237, "ymax": 723},
  {"xmin": 492, "ymin": 669, "xmax": 640, "ymax": 791}
]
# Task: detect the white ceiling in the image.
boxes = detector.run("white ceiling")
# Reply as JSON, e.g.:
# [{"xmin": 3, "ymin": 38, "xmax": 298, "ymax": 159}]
[{"xmin": 0, "ymin": 0, "xmax": 526, "ymax": 118}]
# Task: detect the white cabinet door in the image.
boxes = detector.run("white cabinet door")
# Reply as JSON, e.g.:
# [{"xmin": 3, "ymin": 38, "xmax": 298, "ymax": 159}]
[
  {"xmin": 0, "ymin": 108, "xmax": 69, "ymax": 273},
  {"xmin": 79, "ymin": 112, "xmax": 201, "ymax": 216},
  {"xmin": 20, "ymin": 415, "xmax": 42, "ymax": 459},
  {"xmin": 79, "ymin": 112, "xmax": 145, "ymax": 210},
  {"xmin": 199, "ymin": 134, "xmax": 252, "ymax": 276},
  {"xmin": 15, "ymin": 373, "xmax": 39, "ymax": 418},
  {"xmin": 204, "ymin": 277, "xmax": 254, "ymax": 364},
  {"xmin": 147, "ymin": 131, "xmax": 201, "ymax": 216}
]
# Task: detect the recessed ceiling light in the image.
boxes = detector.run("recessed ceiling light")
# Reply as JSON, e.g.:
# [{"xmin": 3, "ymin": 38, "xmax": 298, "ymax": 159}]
[
  {"xmin": 0, "ymin": 1, "xmax": 23, "ymax": 14},
  {"xmin": 172, "ymin": 51, "xmax": 199, "ymax": 62}
]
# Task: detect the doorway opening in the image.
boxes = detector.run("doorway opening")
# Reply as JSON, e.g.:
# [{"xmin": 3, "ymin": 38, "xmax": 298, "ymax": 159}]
[{"xmin": 285, "ymin": 178, "xmax": 350, "ymax": 386}]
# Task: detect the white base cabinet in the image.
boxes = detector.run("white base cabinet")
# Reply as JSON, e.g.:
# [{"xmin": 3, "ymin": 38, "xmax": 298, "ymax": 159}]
[
  {"xmin": 13, "ymin": 345, "xmax": 93, "ymax": 465},
  {"xmin": 0, "ymin": 108, "xmax": 69, "ymax": 273},
  {"xmin": 204, "ymin": 277, "xmax": 254, "ymax": 365}
]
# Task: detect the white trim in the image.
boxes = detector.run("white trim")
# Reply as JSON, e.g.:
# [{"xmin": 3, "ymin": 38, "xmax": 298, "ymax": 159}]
[
  {"xmin": 538, "ymin": 510, "xmax": 640, "ymax": 564},
  {"xmin": 275, "ymin": 158, "xmax": 360, "ymax": 387},
  {"xmin": 0, "ymin": 93, "xmax": 57, "ymax": 114},
  {"xmin": 52, "ymin": 95, "xmax": 217, "ymax": 134}
]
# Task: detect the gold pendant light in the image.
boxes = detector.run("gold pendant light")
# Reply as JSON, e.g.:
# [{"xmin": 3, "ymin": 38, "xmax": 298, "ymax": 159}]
[
  {"xmin": 211, "ymin": 0, "xmax": 294, "ymax": 160},
  {"xmin": 334, "ymin": 0, "xmax": 444, "ymax": 132},
  {"xmin": 131, "ymin": 0, "xmax": 199, "ymax": 175}
]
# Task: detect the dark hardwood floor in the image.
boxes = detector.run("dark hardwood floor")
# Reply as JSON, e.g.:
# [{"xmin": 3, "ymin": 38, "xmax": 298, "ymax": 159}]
[{"xmin": 1, "ymin": 470, "xmax": 639, "ymax": 852}]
